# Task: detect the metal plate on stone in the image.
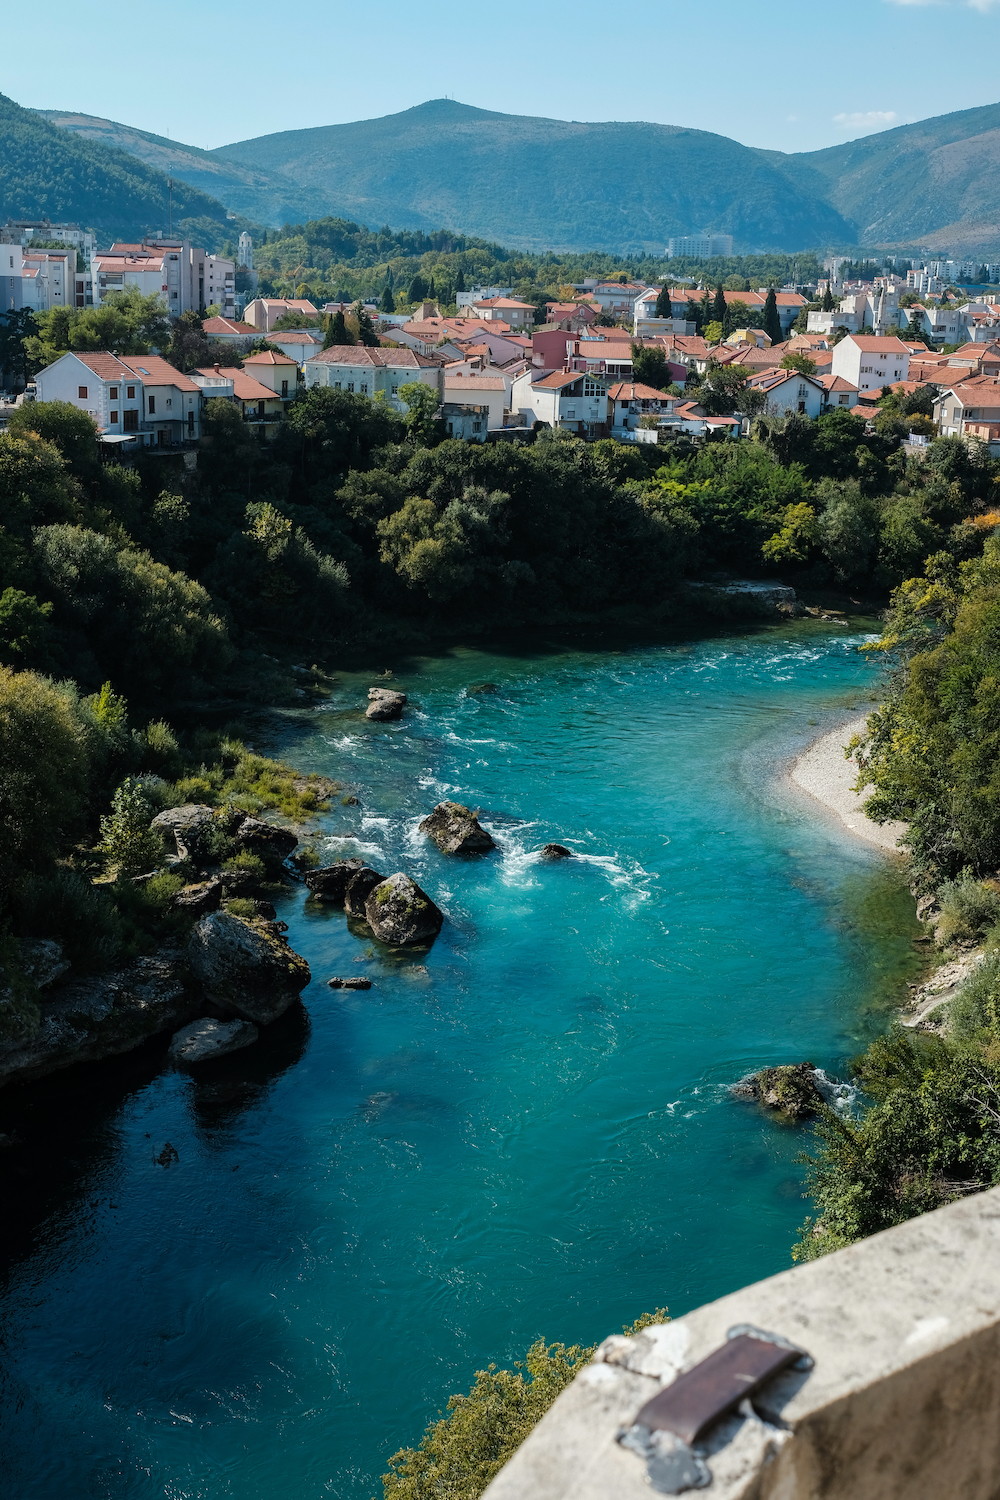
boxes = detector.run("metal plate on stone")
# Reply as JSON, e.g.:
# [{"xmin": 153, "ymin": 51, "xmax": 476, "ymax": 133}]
[{"xmin": 633, "ymin": 1333, "xmax": 799, "ymax": 1446}]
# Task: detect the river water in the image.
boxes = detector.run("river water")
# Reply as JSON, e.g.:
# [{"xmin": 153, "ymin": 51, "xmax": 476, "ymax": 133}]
[{"xmin": 0, "ymin": 624, "xmax": 923, "ymax": 1499}]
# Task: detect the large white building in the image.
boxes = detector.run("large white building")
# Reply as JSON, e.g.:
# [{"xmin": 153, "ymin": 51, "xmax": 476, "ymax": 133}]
[
  {"xmin": 304, "ymin": 345, "xmax": 441, "ymax": 409},
  {"xmin": 831, "ymin": 334, "xmax": 910, "ymax": 393},
  {"xmin": 1, "ymin": 245, "xmax": 75, "ymax": 312},
  {"xmin": 92, "ymin": 238, "xmax": 235, "ymax": 317},
  {"xmin": 34, "ymin": 351, "xmax": 202, "ymax": 445},
  {"xmin": 667, "ymin": 234, "xmax": 734, "ymax": 258},
  {"xmin": 511, "ymin": 369, "xmax": 609, "ymax": 434},
  {"xmin": 2, "ymin": 219, "xmax": 96, "ymax": 265}
]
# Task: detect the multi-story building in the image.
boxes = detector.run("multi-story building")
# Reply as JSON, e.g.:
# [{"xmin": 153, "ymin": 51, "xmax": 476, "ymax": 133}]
[
  {"xmin": 33, "ymin": 351, "xmax": 202, "ymax": 445},
  {"xmin": 92, "ymin": 238, "xmax": 235, "ymax": 317},
  {"xmin": 1, "ymin": 219, "xmax": 96, "ymax": 265},
  {"xmin": 831, "ymin": 334, "xmax": 910, "ymax": 393},
  {"xmin": 0, "ymin": 245, "xmax": 75, "ymax": 312},
  {"xmin": 303, "ymin": 345, "xmax": 441, "ymax": 409},
  {"xmin": 511, "ymin": 368, "xmax": 609, "ymax": 435},
  {"xmin": 666, "ymin": 234, "xmax": 734, "ymax": 259}
]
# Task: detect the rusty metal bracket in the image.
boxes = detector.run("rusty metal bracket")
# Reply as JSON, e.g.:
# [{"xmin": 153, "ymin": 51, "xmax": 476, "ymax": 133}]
[{"xmin": 616, "ymin": 1325, "xmax": 812, "ymax": 1494}]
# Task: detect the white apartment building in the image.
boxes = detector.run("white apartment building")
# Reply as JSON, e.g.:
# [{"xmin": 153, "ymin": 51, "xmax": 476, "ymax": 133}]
[
  {"xmin": 666, "ymin": 234, "xmax": 734, "ymax": 258},
  {"xmin": 303, "ymin": 345, "xmax": 441, "ymax": 409},
  {"xmin": 93, "ymin": 238, "xmax": 235, "ymax": 317},
  {"xmin": 2, "ymin": 219, "xmax": 96, "ymax": 265},
  {"xmin": 456, "ymin": 285, "xmax": 514, "ymax": 310},
  {"xmin": 831, "ymin": 334, "xmax": 910, "ymax": 393},
  {"xmin": 442, "ymin": 373, "xmax": 507, "ymax": 435},
  {"xmin": 34, "ymin": 352, "xmax": 202, "ymax": 445},
  {"xmin": 0, "ymin": 245, "xmax": 74, "ymax": 312},
  {"xmin": 469, "ymin": 297, "xmax": 536, "ymax": 329}
]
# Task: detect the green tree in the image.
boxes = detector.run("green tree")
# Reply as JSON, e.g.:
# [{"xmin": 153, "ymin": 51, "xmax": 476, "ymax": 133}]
[
  {"xmin": 780, "ymin": 351, "xmax": 817, "ymax": 376},
  {"xmin": 354, "ymin": 302, "xmax": 379, "ymax": 347},
  {"xmin": 455, "ymin": 268, "xmax": 465, "ymax": 293},
  {"xmin": 630, "ymin": 343, "xmax": 675, "ymax": 392},
  {"xmin": 712, "ymin": 284, "xmax": 727, "ymax": 325},
  {"xmin": 762, "ymin": 287, "xmax": 782, "ymax": 346},
  {"xmin": 380, "ymin": 284, "xmax": 396, "ymax": 313},
  {"xmin": 6, "ymin": 399, "xmax": 100, "ymax": 479},
  {"xmin": 325, "ymin": 309, "xmax": 350, "ymax": 347},
  {"xmin": 0, "ymin": 667, "xmax": 90, "ymax": 895},
  {"xmin": 98, "ymin": 777, "xmax": 164, "ymax": 878},
  {"xmin": 407, "ymin": 274, "xmax": 428, "ymax": 304},
  {"xmin": 703, "ymin": 320, "xmax": 724, "ymax": 346},
  {"xmin": 821, "ymin": 284, "xmax": 836, "ymax": 312},
  {"xmin": 399, "ymin": 381, "xmax": 443, "ymax": 444},
  {"xmin": 0, "ymin": 588, "xmax": 52, "ymax": 661},
  {"xmin": 0, "ymin": 307, "xmax": 39, "ymax": 389},
  {"xmin": 654, "ymin": 285, "xmax": 672, "ymax": 318}
]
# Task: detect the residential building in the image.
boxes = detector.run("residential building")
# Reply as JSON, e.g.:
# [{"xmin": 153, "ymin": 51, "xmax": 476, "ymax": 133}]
[
  {"xmin": 469, "ymin": 297, "xmax": 536, "ymax": 329},
  {"xmin": 511, "ymin": 369, "xmax": 609, "ymax": 435},
  {"xmin": 456, "ymin": 285, "xmax": 513, "ymax": 310},
  {"xmin": 200, "ymin": 316, "xmax": 259, "ymax": 344},
  {"xmin": 933, "ymin": 380, "xmax": 1000, "ymax": 446},
  {"xmin": 606, "ymin": 381, "xmax": 678, "ymax": 433},
  {"xmin": 1, "ymin": 219, "xmax": 96, "ymax": 265},
  {"xmin": 441, "ymin": 374, "xmax": 507, "ymax": 439},
  {"xmin": 241, "ymin": 351, "xmax": 299, "ymax": 402},
  {"xmin": 93, "ymin": 238, "xmax": 236, "ymax": 317},
  {"xmin": 303, "ymin": 345, "xmax": 441, "ymax": 409},
  {"xmin": 263, "ymin": 329, "xmax": 323, "ymax": 364},
  {"xmin": 238, "ymin": 233, "xmax": 253, "ymax": 270},
  {"xmin": 191, "ymin": 364, "xmax": 284, "ymax": 439},
  {"xmin": 242, "ymin": 297, "xmax": 321, "ymax": 333},
  {"xmin": 746, "ymin": 368, "xmax": 826, "ymax": 418},
  {"xmin": 544, "ymin": 301, "xmax": 598, "ymax": 330},
  {"xmin": 832, "ymin": 335, "xmax": 910, "ymax": 393},
  {"xmin": 0, "ymin": 245, "xmax": 75, "ymax": 311},
  {"xmin": 33, "ymin": 351, "xmax": 201, "ymax": 444},
  {"xmin": 666, "ymin": 234, "xmax": 734, "ymax": 258},
  {"xmin": 817, "ymin": 374, "xmax": 860, "ymax": 411}
]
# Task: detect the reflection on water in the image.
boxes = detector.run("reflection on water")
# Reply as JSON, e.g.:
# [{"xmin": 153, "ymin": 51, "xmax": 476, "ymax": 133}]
[{"xmin": 0, "ymin": 624, "xmax": 923, "ymax": 1499}]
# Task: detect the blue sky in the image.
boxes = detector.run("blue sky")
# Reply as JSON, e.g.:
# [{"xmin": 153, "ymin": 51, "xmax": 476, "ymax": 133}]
[{"xmin": 4, "ymin": 0, "xmax": 1000, "ymax": 153}]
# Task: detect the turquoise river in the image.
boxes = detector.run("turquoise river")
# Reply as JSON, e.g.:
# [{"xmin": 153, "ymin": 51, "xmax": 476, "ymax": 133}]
[{"xmin": 0, "ymin": 624, "xmax": 923, "ymax": 1499}]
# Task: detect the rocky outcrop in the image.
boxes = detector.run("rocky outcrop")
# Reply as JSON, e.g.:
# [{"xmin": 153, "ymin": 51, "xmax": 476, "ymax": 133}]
[
  {"xmin": 232, "ymin": 816, "xmax": 298, "ymax": 869},
  {"xmin": 540, "ymin": 843, "xmax": 573, "ymax": 859},
  {"xmin": 151, "ymin": 803, "xmax": 216, "ymax": 861},
  {"xmin": 366, "ymin": 687, "xmax": 407, "ymax": 721},
  {"xmin": 168, "ymin": 1016, "xmax": 258, "ymax": 1064},
  {"xmin": 22, "ymin": 939, "xmax": 71, "ymax": 988},
  {"xmin": 328, "ymin": 976, "xmax": 372, "ymax": 990},
  {"xmin": 733, "ymin": 1062, "xmax": 823, "ymax": 1119},
  {"xmin": 187, "ymin": 911, "xmax": 310, "ymax": 1024},
  {"xmin": 304, "ymin": 858, "xmax": 368, "ymax": 904},
  {"xmin": 173, "ymin": 879, "xmax": 223, "ymax": 915},
  {"xmin": 467, "ymin": 682, "xmax": 498, "ymax": 695},
  {"xmin": 364, "ymin": 873, "xmax": 444, "ymax": 946},
  {"xmin": 0, "ymin": 952, "xmax": 199, "ymax": 1087},
  {"xmin": 419, "ymin": 801, "xmax": 495, "ymax": 854},
  {"xmin": 344, "ymin": 867, "xmax": 385, "ymax": 917}
]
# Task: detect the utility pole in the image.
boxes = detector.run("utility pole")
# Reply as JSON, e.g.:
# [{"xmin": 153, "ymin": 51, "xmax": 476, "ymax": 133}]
[{"xmin": 169, "ymin": 179, "xmax": 173, "ymax": 237}]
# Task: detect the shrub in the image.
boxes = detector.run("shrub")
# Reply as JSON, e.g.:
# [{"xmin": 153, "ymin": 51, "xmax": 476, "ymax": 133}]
[
  {"xmin": 142, "ymin": 720, "xmax": 183, "ymax": 779},
  {"xmin": 936, "ymin": 872, "xmax": 1000, "ymax": 946},
  {"xmin": 98, "ymin": 778, "xmax": 165, "ymax": 877},
  {"xmin": 950, "ymin": 953, "xmax": 1000, "ymax": 1040},
  {"xmin": 222, "ymin": 851, "xmax": 265, "ymax": 880},
  {"xmin": 0, "ymin": 666, "xmax": 90, "ymax": 896},
  {"xmin": 225, "ymin": 898, "xmax": 258, "ymax": 919}
]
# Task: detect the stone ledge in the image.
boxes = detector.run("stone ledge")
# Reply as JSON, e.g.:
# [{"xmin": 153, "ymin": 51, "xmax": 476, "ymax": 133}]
[{"xmin": 483, "ymin": 1184, "xmax": 1000, "ymax": 1499}]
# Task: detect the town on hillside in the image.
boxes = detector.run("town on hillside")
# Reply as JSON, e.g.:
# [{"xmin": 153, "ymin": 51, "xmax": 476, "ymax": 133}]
[{"xmin": 2, "ymin": 218, "xmax": 999, "ymax": 454}]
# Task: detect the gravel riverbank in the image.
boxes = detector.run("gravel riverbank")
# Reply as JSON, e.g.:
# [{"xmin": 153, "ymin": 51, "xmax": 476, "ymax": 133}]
[{"xmin": 790, "ymin": 714, "xmax": 907, "ymax": 855}]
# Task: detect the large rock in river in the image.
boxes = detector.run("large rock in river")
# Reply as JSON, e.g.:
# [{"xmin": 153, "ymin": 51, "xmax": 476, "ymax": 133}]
[
  {"xmin": 187, "ymin": 911, "xmax": 310, "ymax": 1024},
  {"xmin": 168, "ymin": 1016, "xmax": 258, "ymax": 1064},
  {"xmin": 364, "ymin": 873, "xmax": 444, "ymax": 946},
  {"xmin": 232, "ymin": 816, "xmax": 298, "ymax": 869},
  {"xmin": 151, "ymin": 803, "xmax": 216, "ymax": 860},
  {"xmin": 419, "ymin": 801, "xmax": 495, "ymax": 854},
  {"xmin": 366, "ymin": 688, "xmax": 407, "ymax": 721},
  {"xmin": 304, "ymin": 858, "xmax": 368, "ymax": 904},
  {"xmin": 344, "ymin": 867, "xmax": 386, "ymax": 917}
]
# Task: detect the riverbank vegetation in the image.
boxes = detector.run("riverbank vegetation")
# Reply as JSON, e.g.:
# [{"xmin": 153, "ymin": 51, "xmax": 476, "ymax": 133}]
[{"xmin": 794, "ymin": 530, "xmax": 1000, "ymax": 1259}]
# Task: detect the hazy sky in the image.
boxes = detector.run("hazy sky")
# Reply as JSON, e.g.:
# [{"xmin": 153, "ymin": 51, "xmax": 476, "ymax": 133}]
[{"xmin": 5, "ymin": 0, "xmax": 1000, "ymax": 153}]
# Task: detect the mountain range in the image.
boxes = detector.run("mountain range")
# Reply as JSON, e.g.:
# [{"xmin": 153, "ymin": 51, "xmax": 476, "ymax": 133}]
[{"xmin": 14, "ymin": 95, "xmax": 1000, "ymax": 257}]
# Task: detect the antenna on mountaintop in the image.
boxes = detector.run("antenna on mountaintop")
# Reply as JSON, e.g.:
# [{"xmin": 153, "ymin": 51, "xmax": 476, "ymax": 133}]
[{"xmin": 169, "ymin": 178, "xmax": 173, "ymax": 236}]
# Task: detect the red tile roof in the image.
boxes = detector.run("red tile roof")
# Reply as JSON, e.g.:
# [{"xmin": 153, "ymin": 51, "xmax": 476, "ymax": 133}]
[
  {"xmin": 194, "ymin": 366, "xmax": 276, "ymax": 402},
  {"xmin": 202, "ymin": 317, "xmax": 258, "ymax": 337},
  {"xmin": 244, "ymin": 350, "xmax": 298, "ymax": 367},
  {"xmin": 306, "ymin": 346, "xmax": 423, "ymax": 368},
  {"xmin": 69, "ymin": 352, "xmax": 133, "ymax": 380},
  {"xmin": 119, "ymin": 355, "xmax": 200, "ymax": 393}
]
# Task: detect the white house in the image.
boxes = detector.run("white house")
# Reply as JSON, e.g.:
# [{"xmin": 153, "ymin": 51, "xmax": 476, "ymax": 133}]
[
  {"xmin": 933, "ymin": 380, "xmax": 1000, "ymax": 443},
  {"xmin": 606, "ymin": 381, "xmax": 678, "ymax": 432},
  {"xmin": 746, "ymin": 368, "xmax": 826, "ymax": 418},
  {"xmin": 34, "ymin": 351, "xmax": 202, "ymax": 444},
  {"xmin": 442, "ymin": 373, "xmax": 507, "ymax": 436},
  {"xmin": 511, "ymin": 370, "xmax": 609, "ymax": 434},
  {"xmin": 303, "ymin": 345, "xmax": 441, "ymax": 410},
  {"xmin": 239, "ymin": 297, "xmax": 320, "ymax": 333},
  {"xmin": 201, "ymin": 316, "xmax": 259, "ymax": 344},
  {"xmin": 261, "ymin": 329, "xmax": 323, "ymax": 364},
  {"xmin": 831, "ymin": 335, "xmax": 910, "ymax": 394}
]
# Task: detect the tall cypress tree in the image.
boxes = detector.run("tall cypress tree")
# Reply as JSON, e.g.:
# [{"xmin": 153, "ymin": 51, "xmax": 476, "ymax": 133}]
[
  {"xmin": 763, "ymin": 287, "xmax": 782, "ymax": 345},
  {"xmin": 822, "ymin": 284, "xmax": 836, "ymax": 312},
  {"xmin": 712, "ymin": 284, "xmax": 727, "ymax": 325},
  {"xmin": 655, "ymin": 285, "xmax": 672, "ymax": 319},
  {"xmin": 380, "ymin": 285, "xmax": 396, "ymax": 313},
  {"xmin": 685, "ymin": 297, "xmax": 701, "ymax": 331},
  {"xmin": 455, "ymin": 267, "xmax": 465, "ymax": 293},
  {"xmin": 325, "ymin": 309, "xmax": 350, "ymax": 347}
]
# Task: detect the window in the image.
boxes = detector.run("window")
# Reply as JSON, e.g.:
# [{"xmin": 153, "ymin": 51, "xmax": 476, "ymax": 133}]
[
  {"xmin": 109, "ymin": 411, "xmax": 119, "ymax": 423},
  {"xmin": 281, "ymin": 380, "xmax": 288, "ymax": 397},
  {"xmin": 165, "ymin": 397, "xmax": 172, "ymax": 408},
  {"xmin": 360, "ymin": 383, "xmax": 368, "ymax": 394},
  {"xmin": 187, "ymin": 411, "xmax": 194, "ymax": 433},
  {"xmin": 391, "ymin": 383, "xmax": 399, "ymax": 394},
  {"xmin": 334, "ymin": 381, "xmax": 342, "ymax": 390},
  {"xmin": 110, "ymin": 386, "xmax": 118, "ymax": 400},
  {"xmin": 565, "ymin": 409, "xmax": 577, "ymax": 418},
  {"xmin": 347, "ymin": 381, "xmax": 354, "ymax": 392},
  {"xmin": 126, "ymin": 386, "xmax": 135, "ymax": 399},
  {"xmin": 148, "ymin": 396, "xmax": 156, "ymax": 414},
  {"xmin": 78, "ymin": 385, "xmax": 88, "ymax": 398},
  {"xmin": 123, "ymin": 409, "xmax": 138, "ymax": 432}
]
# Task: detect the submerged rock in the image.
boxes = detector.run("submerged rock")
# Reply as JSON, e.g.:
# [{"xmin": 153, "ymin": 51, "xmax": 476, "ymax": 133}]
[
  {"xmin": 366, "ymin": 688, "xmax": 407, "ymax": 721},
  {"xmin": 328, "ymin": 977, "xmax": 373, "ymax": 990},
  {"xmin": 364, "ymin": 873, "xmax": 444, "ymax": 946},
  {"xmin": 168, "ymin": 1016, "xmax": 258, "ymax": 1064},
  {"xmin": 0, "ymin": 951, "xmax": 198, "ymax": 1087},
  {"xmin": 735, "ymin": 1061, "xmax": 823, "ymax": 1119},
  {"xmin": 467, "ymin": 682, "xmax": 498, "ymax": 695},
  {"xmin": 540, "ymin": 843, "xmax": 573, "ymax": 860},
  {"xmin": 344, "ymin": 867, "xmax": 386, "ymax": 917},
  {"xmin": 187, "ymin": 911, "xmax": 310, "ymax": 1024},
  {"xmin": 419, "ymin": 801, "xmax": 495, "ymax": 854},
  {"xmin": 304, "ymin": 858, "xmax": 368, "ymax": 904}
]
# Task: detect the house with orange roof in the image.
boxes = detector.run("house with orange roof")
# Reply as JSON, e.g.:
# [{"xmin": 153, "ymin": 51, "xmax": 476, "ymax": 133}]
[
  {"xmin": 201, "ymin": 316, "xmax": 259, "ymax": 343},
  {"xmin": 933, "ymin": 379, "xmax": 1000, "ymax": 447},
  {"xmin": 243, "ymin": 297, "xmax": 320, "ymax": 333},
  {"xmin": 34, "ymin": 351, "xmax": 202, "ymax": 444},
  {"xmin": 469, "ymin": 297, "xmax": 536, "ymax": 329},
  {"xmin": 191, "ymin": 364, "xmax": 286, "ymax": 439},
  {"xmin": 745, "ymin": 367, "xmax": 826, "ymax": 419},
  {"xmin": 510, "ymin": 368, "xmax": 609, "ymax": 434},
  {"xmin": 607, "ymin": 381, "xmax": 679, "ymax": 433},
  {"xmin": 817, "ymin": 374, "xmax": 860, "ymax": 411},
  {"xmin": 303, "ymin": 345, "xmax": 441, "ymax": 409}
]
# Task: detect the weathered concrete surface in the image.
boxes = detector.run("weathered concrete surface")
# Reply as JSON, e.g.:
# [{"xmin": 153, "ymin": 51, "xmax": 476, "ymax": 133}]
[
  {"xmin": 0, "ymin": 952, "xmax": 198, "ymax": 1087},
  {"xmin": 483, "ymin": 1184, "xmax": 1000, "ymax": 1500}
]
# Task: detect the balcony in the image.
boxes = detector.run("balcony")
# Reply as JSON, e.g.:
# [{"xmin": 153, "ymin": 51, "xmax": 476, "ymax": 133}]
[{"xmin": 483, "ymin": 1184, "xmax": 1000, "ymax": 1500}]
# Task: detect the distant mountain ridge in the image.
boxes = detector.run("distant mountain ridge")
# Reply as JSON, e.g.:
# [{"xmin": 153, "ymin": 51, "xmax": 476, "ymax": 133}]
[{"xmin": 25, "ymin": 95, "xmax": 1000, "ymax": 256}]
